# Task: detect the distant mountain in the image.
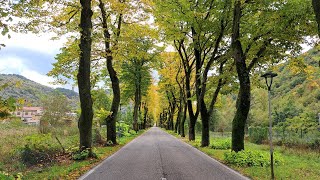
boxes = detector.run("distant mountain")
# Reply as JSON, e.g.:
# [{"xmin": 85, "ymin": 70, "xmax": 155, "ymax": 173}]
[{"xmin": 0, "ymin": 74, "xmax": 78, "ymax": 106}]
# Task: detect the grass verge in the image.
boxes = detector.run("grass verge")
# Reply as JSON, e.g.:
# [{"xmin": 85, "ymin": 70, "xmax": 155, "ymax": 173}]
[
  {"xmin": 164, "ymin": 129, "xmax": 320, "ymax": 180},
  {"xmin": 22, "ymin": 130, "xmax": 146, "ymax": 180}
]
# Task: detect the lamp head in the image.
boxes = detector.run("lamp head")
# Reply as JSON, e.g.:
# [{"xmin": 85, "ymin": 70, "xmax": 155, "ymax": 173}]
[
  {"xmin": 261, "ymin": 71, "xmax": 278, "ymax": 91},
  {"xmin": 261, "ymin": 72, "xmax": 278, "ymax": 78}
]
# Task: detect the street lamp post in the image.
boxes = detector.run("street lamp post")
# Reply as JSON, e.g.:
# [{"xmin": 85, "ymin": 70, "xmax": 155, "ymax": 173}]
[{"xmin": 261, "ymin": 71, "xmax": 278, "ymax": 180}]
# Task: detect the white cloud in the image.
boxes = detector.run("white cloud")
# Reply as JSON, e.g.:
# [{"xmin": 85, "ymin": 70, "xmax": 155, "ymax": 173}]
[
  {"xmin": 0, "ymin": 56, "xmax": 24, "ymax": 73},
  {"xmin": 0, "ymin": 32, "xmax": 73, "ymax": 89},
  {"xmin": 0, "ymin": 56, "xmax": 62, "ymax": 89},
  {"xmin": 0, "ymin": 32, "xmax": 66, "ymax": 55},
  {"xmin": 21, "ymin": 69, "xmax": 62, "ymax": 88}
]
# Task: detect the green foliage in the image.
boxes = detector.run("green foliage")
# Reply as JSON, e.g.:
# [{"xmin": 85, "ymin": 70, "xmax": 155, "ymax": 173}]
[
  {"xmin": 72, "ymin": 149, "xmax": 91, "ymax": 161},
  {"xmin": 248, "ymin": 126, "xmax": 268, "ymax": 144},
  {"xmin": 224, "ymin": 150, "xmax": 284, "ymax": 167},
  {"xmin": 210, "ymin": 139, "xmax": 231, "ymax": 150},
  {"xmin": 40, "ymin": 91, "xmax": 72, "ymax": 131},
  {"xmin": 0, "ymin": 171, "xmax": 22, "ymax": 180},
  {"xmin": 92, "ymin": 88, "xmax": 112, "ymax": 126},
  {"xmin": 105, "ymin": 140, "xmax": 114, "ymax": 146},
  {"xmin": 0, "ymin": 97, "xmax": 16, "ymax": 119},
  {"xmin": 120, "ymin": 57, "xmax": 152, "ymax": 102},
  {"xmin": 20, "ymin": 133, "xmax": 58, "ymax": 166},
  {"xmin": 116, "ymin": 121, "xmax": 130, "ymax": 137}
]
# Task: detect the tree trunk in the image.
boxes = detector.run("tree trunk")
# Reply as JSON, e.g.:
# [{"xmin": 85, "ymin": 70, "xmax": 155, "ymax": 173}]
[
  {"xmin": 186, "ymin": 71, "xmax": 197, "ymax": 140},
  {"xmin": 78, "ymin": 0, "xmax": 93, "ymax": 152},
  {"xmin": 189, "ymin": 117, "xmax": 196, "ymax": 140},
  {"xmin": 159, "ymin": 112, "xmax": 163, "ymax": 128},
  {"xmin": 180, "ymin": 102, "xmax": 187, "ymax": 137},
  {"xmin": 231, "ymin": 76, "xmax": 250, "ymax": 152},
  {"xmin": 200, "ymin": 99, "xmax": 209, "ymax": 147},
  {"xmin": 133, "ymin": 87, "xmax": 140, "ymax": 132},
  {"xmin": 312, "ymin": 0, "xmax": 320, "ymax": 37},
  {"xmin": 143, "ymin": 105, "xmax": 148, "ymax": 129},
  {"xmin": 175, "ymin": 102, "xmax": 181, "ymax": 134},
  {"xmin": 98, "ymin": 0, "xmax": 121, "ymax": 145},
  {"xmin": 170, "ymin": 105, "xmax": 175, "ymax": 130},
  {"xmin": 231, "ymin": 0, "xmax": 251, "ymax": 152}
]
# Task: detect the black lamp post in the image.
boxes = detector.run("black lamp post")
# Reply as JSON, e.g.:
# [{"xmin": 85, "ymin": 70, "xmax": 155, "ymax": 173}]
[{"xmin": 261, "ymin": 71, "xmax": 278, "ymax": 180}]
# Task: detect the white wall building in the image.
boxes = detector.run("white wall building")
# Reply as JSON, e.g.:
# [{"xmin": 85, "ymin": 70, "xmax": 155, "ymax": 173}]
[{"xmin": 14, "ymin": 107, "xmax": 43, "ymax": 125}]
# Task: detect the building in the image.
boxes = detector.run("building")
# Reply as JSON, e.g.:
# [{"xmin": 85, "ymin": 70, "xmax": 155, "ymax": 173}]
[{"xmin": 14, "ymin": 107, "xmax": 43, "ymax": 125}]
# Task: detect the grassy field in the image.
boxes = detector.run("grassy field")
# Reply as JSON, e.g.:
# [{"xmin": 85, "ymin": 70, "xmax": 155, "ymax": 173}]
[
  {"xmin": 165, "ymin": 130, "xmax": 320, "ymax": 180},
  {"xmin": 0, "ymin": 119, "xmax": 145, "ymax": 179}
]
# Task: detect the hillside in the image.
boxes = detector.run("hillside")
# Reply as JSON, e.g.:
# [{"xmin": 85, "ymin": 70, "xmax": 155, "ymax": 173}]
[
  {"xmin": 0, "ymin": 74, "xmax": 78, "ymax": 106},
  {"xmin": 215, "ymin": 48, "xmax": 320, "ymax": 129},
  {"xmin": 246, "ymin": 48, "xmax": 320, "ymax": 127}
]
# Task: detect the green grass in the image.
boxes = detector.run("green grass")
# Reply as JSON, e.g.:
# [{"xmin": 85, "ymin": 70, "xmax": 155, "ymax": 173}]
[
  {"xmin": 165, "ymin": 130, "xmax": 320, "ymax": 180},
  {"xmin": 22, "ymin": 132, "xmax": 144, "ymax": 180},
  {"xmin": 0, "ymin": 119, "xmax": 146, "ymax": 179}
]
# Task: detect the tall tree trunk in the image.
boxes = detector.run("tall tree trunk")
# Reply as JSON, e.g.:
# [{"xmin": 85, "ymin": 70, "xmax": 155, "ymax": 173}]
[
  {"xmin": 143, "ymin": 104, "xmax": 148, "ymax": 129},
  {"xmin": 159, "ymin": 112, "xmax": 163, "ymax": 128},
  {"xmin": 98, "ymin": 0, "xmax": 121, "ymax": 145},
  {"xmin": 106, "ymin": 59, "xmax": 120, "ymax": 144},
  {"xmin": 170, "ymin": 105, "xmax": 175, "ymax": 130},
  {"xmin": 78, "ymin": 0, "xmax": 93, "ymax": 152},
  {"xmin": 166, "ymin": 109, "xmax": 170, "ymax": 130},
  {"xmin": 231, "ymin": 0, "xmax": 250, "ymax": 152},
  {"xmin": 200, "ymin": 99, "xmax": 209, "ymax": 147},
  {"xmin": 133, "ymin": 87, "xmax": 140, "ymax": 132},
  {"xmin": 312, "ymin": 0, "xmax": 320, "ymax": 37},
  {"xmin": 175, "ymin": 102, "xmax": 181, "ymax": 134},
  {"xmin": 185, "ymin": 71, "xmax": 198, "ymax": 140},
  {"xmin": 180, "ymin": 102, "xmax": 187, "ymax": 137}
]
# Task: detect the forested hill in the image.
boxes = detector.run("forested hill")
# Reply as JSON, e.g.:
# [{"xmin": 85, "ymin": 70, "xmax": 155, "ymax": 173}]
[
  {"xmin": 256, "ymin": 48, "xmax": 320, "ymax": 126},
  {"xmin": 0, "ymin": 74, "xmax": 78, "ymax": 105}
]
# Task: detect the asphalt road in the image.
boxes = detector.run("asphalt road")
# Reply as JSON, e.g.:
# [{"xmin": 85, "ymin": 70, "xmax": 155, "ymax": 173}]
[{"xmin": 79, "ymin": 127, "xmax": 249, "ymax": 180}]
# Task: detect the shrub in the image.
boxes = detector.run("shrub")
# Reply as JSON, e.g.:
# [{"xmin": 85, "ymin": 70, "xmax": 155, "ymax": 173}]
[
  {"xmin": 20, "ymin": 134, "xmax": 58, "ymax": 166},
  {"xmin": 248, "ymin": 126, "xmax": 268, "ymax": 144},
  {"xmin": 72, "ymin": 149, "xmax": 91, "ymax": 160},
  {"xmin": 224, "ymin": 150, "xmax": 284, "ymax": 167},
  {"xmin": 71, "ymin": 147, "xmax": 97, "ymax": 160},
  {"xmin": 116, "ymin": 122, "xmax": 131, "ymax": 137},
  {"xmin": 0, "ymin": 171, "xmax": 22, "ymax": 180},
  {"xmin": 210, "ymin": 139, "xmax": 231, "ymax": 150}
]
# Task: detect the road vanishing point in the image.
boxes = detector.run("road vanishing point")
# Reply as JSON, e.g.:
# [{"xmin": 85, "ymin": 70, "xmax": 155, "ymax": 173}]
[{"xmin": 79, "ymin": 127, "xmax": 249, "ymax": 180}]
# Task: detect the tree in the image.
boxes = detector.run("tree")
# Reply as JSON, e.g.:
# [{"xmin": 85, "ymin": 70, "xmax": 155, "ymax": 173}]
[
  {"xmin": 155, "ymin": 0, "xmax": 233, "ymax": 146},
  {"xmin": 230, "ymin": 0, "xmax": 315, "ymax": 152},
  {"xmin": 0, "ymin": 1, "xmax": 12, "ymax": 49},
  {"xmin": 97, "ymin": 0, "xmax": 122, "ymax": 145},
  {"xmin": 40, "ymin": 91, "xmax": 71, "ymax": 127},
  {"xmin": 120, "ymin": 57, "xmax": 152, "ymax": 131},
  {"xmin": 77, "ymin": 0, "xmax": 94, "ymax": 153},
  {"xmin": 120, "ymin": 35, "xmax": 157, "ymax": 131}
]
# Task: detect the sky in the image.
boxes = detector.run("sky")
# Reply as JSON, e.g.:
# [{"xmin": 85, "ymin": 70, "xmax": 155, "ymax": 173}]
[
  {"xmin": 0, "ymin": 31, "xmax": 312, "ymax": 91},
  {"xmin": 0, "ymin": 32, "xmax": 68, "ymax": 89}
]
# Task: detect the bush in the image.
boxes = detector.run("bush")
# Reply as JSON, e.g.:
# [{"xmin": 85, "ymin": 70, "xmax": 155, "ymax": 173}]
[
  {"xmin": 72, "ymin": 149, "xmax": 91, "ymax": 160},
  {"xmin": 210, "ymin": 139, "xmax": 231, "ymax": 150},
  {"xmin": 71, "ymin": 147, "xmax": 97, "ymax": 160},
  {"xmin": 224, "ymin": 150, "xmax": 284, "ymax": 167},
  {"xmin": 0, "ymin": 171, "xmax": 22, "ymax": 180},
  {"xmin": 116, "ymin": 122, "xmax": 131, "ymax": 137},
  {"xmin": 20, "ymin": 134, "xmax": 58, "ymax": 166},
  {"xmin": 248, "ymin": 126, "xmax": 268, "ymax": 144},
  {"xmin": 309, "ymin": 138, "xmax": 320, "ymax": 150}
]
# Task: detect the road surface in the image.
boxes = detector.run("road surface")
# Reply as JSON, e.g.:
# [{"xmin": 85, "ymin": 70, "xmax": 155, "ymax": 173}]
[{"xmin": 79, "ymin": 127, "xmax": 249, "ymax": 180}]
